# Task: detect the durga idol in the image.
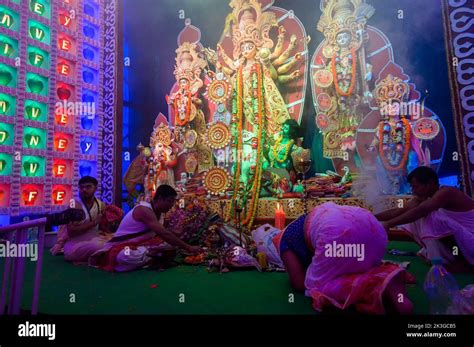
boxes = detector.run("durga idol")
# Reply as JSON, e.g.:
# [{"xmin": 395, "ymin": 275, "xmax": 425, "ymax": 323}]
[{"xmin": 208, "ymin": 0, "xmax": 304, "ymax": 229}]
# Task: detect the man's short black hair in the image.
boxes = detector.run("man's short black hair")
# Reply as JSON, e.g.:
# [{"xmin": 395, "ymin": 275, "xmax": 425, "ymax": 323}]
[
  {"xmin": 153, "ymin": 184, "xmax": 177, "ymax": 201},
  {"xmin": 78, "ymin": 176, "xmax": 98, "ymax": 186},
  {"xmin": 407, "ymin": 166, "xmax": 439, "ymax": 185}
]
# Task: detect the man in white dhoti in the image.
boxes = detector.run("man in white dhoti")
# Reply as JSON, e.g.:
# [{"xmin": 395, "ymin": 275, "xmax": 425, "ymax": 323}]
[
  {"xmin": 376, "ymin": 166, "xmax": 474, "ymax": 272},
  {"xmin": 64, "ymin": 176, "xmax": 110, "ymax": 263},
  {"xmin": 89, "ymin": 184, "xmax": 201, "ymax": 272}
]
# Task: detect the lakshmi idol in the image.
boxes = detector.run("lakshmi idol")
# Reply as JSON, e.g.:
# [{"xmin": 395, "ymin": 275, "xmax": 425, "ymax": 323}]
[
  {"xmin": 166, "ymin": 41, "xmax": 215, "ymax": 174},
  {"xmin": 142, "ymin": 42, "xmax": 209, "ymax": 200},
  {"xmin": 312, "ymin": 0, "xmax": 374, "ymax": 168},
  {"xmin": 166, "ymin": 42, "xmax": 206, "ymax": 130}
]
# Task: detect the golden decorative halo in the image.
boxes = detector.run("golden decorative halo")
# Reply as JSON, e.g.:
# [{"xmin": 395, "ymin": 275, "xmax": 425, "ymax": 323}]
[
  {"xmin": 203, "ymin": 167, "xmax": 232, "ymax": 195},
  {"xmin": 206, "ymin": 78, "xmax": 232, "ymax": 105},
  {"xmin": 205, "ymin": 122, "xmax": 231, "ymax": 149}
]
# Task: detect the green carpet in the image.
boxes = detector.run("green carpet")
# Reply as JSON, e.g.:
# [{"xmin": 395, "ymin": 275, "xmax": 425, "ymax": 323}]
[
  {"xmin": 385, "ymin": 241, "xmax": 474, "ymax": 314},
  {"xmin": 9, "ymin": 241, "xmax": 474, "ymax": 314}
]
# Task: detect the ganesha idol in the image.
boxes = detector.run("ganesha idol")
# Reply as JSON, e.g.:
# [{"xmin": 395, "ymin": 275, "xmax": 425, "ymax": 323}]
[
  {"xmin": 122, "ymin": 119, "xmax": 180, "ymax": 204},
  {"xmin": 123, "ymin": 25, "xmax": 215, "ymax": 203},
  {"xmin": 144, "ymin": 121, "xmax": 179, "ymax": 199}
]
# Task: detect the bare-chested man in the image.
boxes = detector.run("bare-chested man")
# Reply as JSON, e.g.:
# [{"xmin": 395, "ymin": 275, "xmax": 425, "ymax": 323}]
[
  {"xmin": 90, "ymin": 184, "xmax": 201, "ymax": 272},
  {"xmin": 376, "ymin": 166, "xmax": 474, "ymax": 271}
]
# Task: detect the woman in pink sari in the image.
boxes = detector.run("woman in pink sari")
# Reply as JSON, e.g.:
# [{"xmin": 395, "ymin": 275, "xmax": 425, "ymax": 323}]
[{"xmin": 277, "ymin": 202, "xmax": 413, "ymax": 314}]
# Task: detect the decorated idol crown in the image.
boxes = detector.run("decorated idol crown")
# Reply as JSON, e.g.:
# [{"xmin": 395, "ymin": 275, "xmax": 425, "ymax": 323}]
[
  {"xmin": 317, "ymin": 0, "xmax": 374, "ymax": 56},
  {"xmin": 230, "ymin": 0, "xmax": 277, "ymax": 59},
  {"xmin": 173, "ymin": 42, "xmax": 206, "ymax": 93},
  {"xmin": 373, "ymin": 74, "xmax": 410, "ymax": 107},
  {"xmin": 150, "ymin": 122, "xmax": 172, "ymax": 149}
]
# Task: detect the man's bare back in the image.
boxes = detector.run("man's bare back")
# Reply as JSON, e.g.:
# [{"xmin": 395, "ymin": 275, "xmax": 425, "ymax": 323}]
[{"xmin": 436, "ymin": 186, "xmax": 474, "ymax": 212}]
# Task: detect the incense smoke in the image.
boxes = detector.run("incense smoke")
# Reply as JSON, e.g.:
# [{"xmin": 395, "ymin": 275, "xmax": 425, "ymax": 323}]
[{"xmin": 351, "ymin": 166, "xmax": 392, "ymax": 214}]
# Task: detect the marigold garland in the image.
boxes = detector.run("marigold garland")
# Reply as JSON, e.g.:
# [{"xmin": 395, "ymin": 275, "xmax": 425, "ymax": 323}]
[
  {"xmin": 229, "ymin": 63, "xmax": 265, "ymax": 230},
  {"xmin": 230, "ymin": 66, "xmax": 244, "ymax": 217},
  {"xmin": 243, "ymin": 63, "xmax": 264, "ymax": 229},
  {"xmin": 272, "ymin": 135, "xmax": 294, "ymax": 164}
]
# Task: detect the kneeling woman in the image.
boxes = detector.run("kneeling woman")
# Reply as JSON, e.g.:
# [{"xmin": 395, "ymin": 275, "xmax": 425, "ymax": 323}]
[{"xmin": 277, "ymin": 202, "xmax": 413, "ymax": 314}]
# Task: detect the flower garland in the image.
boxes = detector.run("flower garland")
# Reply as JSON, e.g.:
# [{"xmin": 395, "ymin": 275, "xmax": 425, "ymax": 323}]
[
  {"xmin": 174, "ymin": 90, "xmax": 192, "ymax": 126},
  {"xmin": 230, "ymin": 66, "xmax": 244, "ymax": 217},
  {"xmin": 331, "ymin": 48, "xmax": 357, "ymax": 97},
  {"xmin": 379, "ymin": 117, "xmax": 411, "ymax": 171},
  {"xmin": 243, "ymin": 63, "xmax": 264, "ymax": 229},
  {"xmin": 272, "ymin": 135, "xmax": 294, "ymax": 164},
  {"xmin": 229, "ymin": 63, "xmax": 265, "ymax": 230},
  {"xmin": 145, "ymin": 157, "xmax": 156, "ymax": 196}
]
